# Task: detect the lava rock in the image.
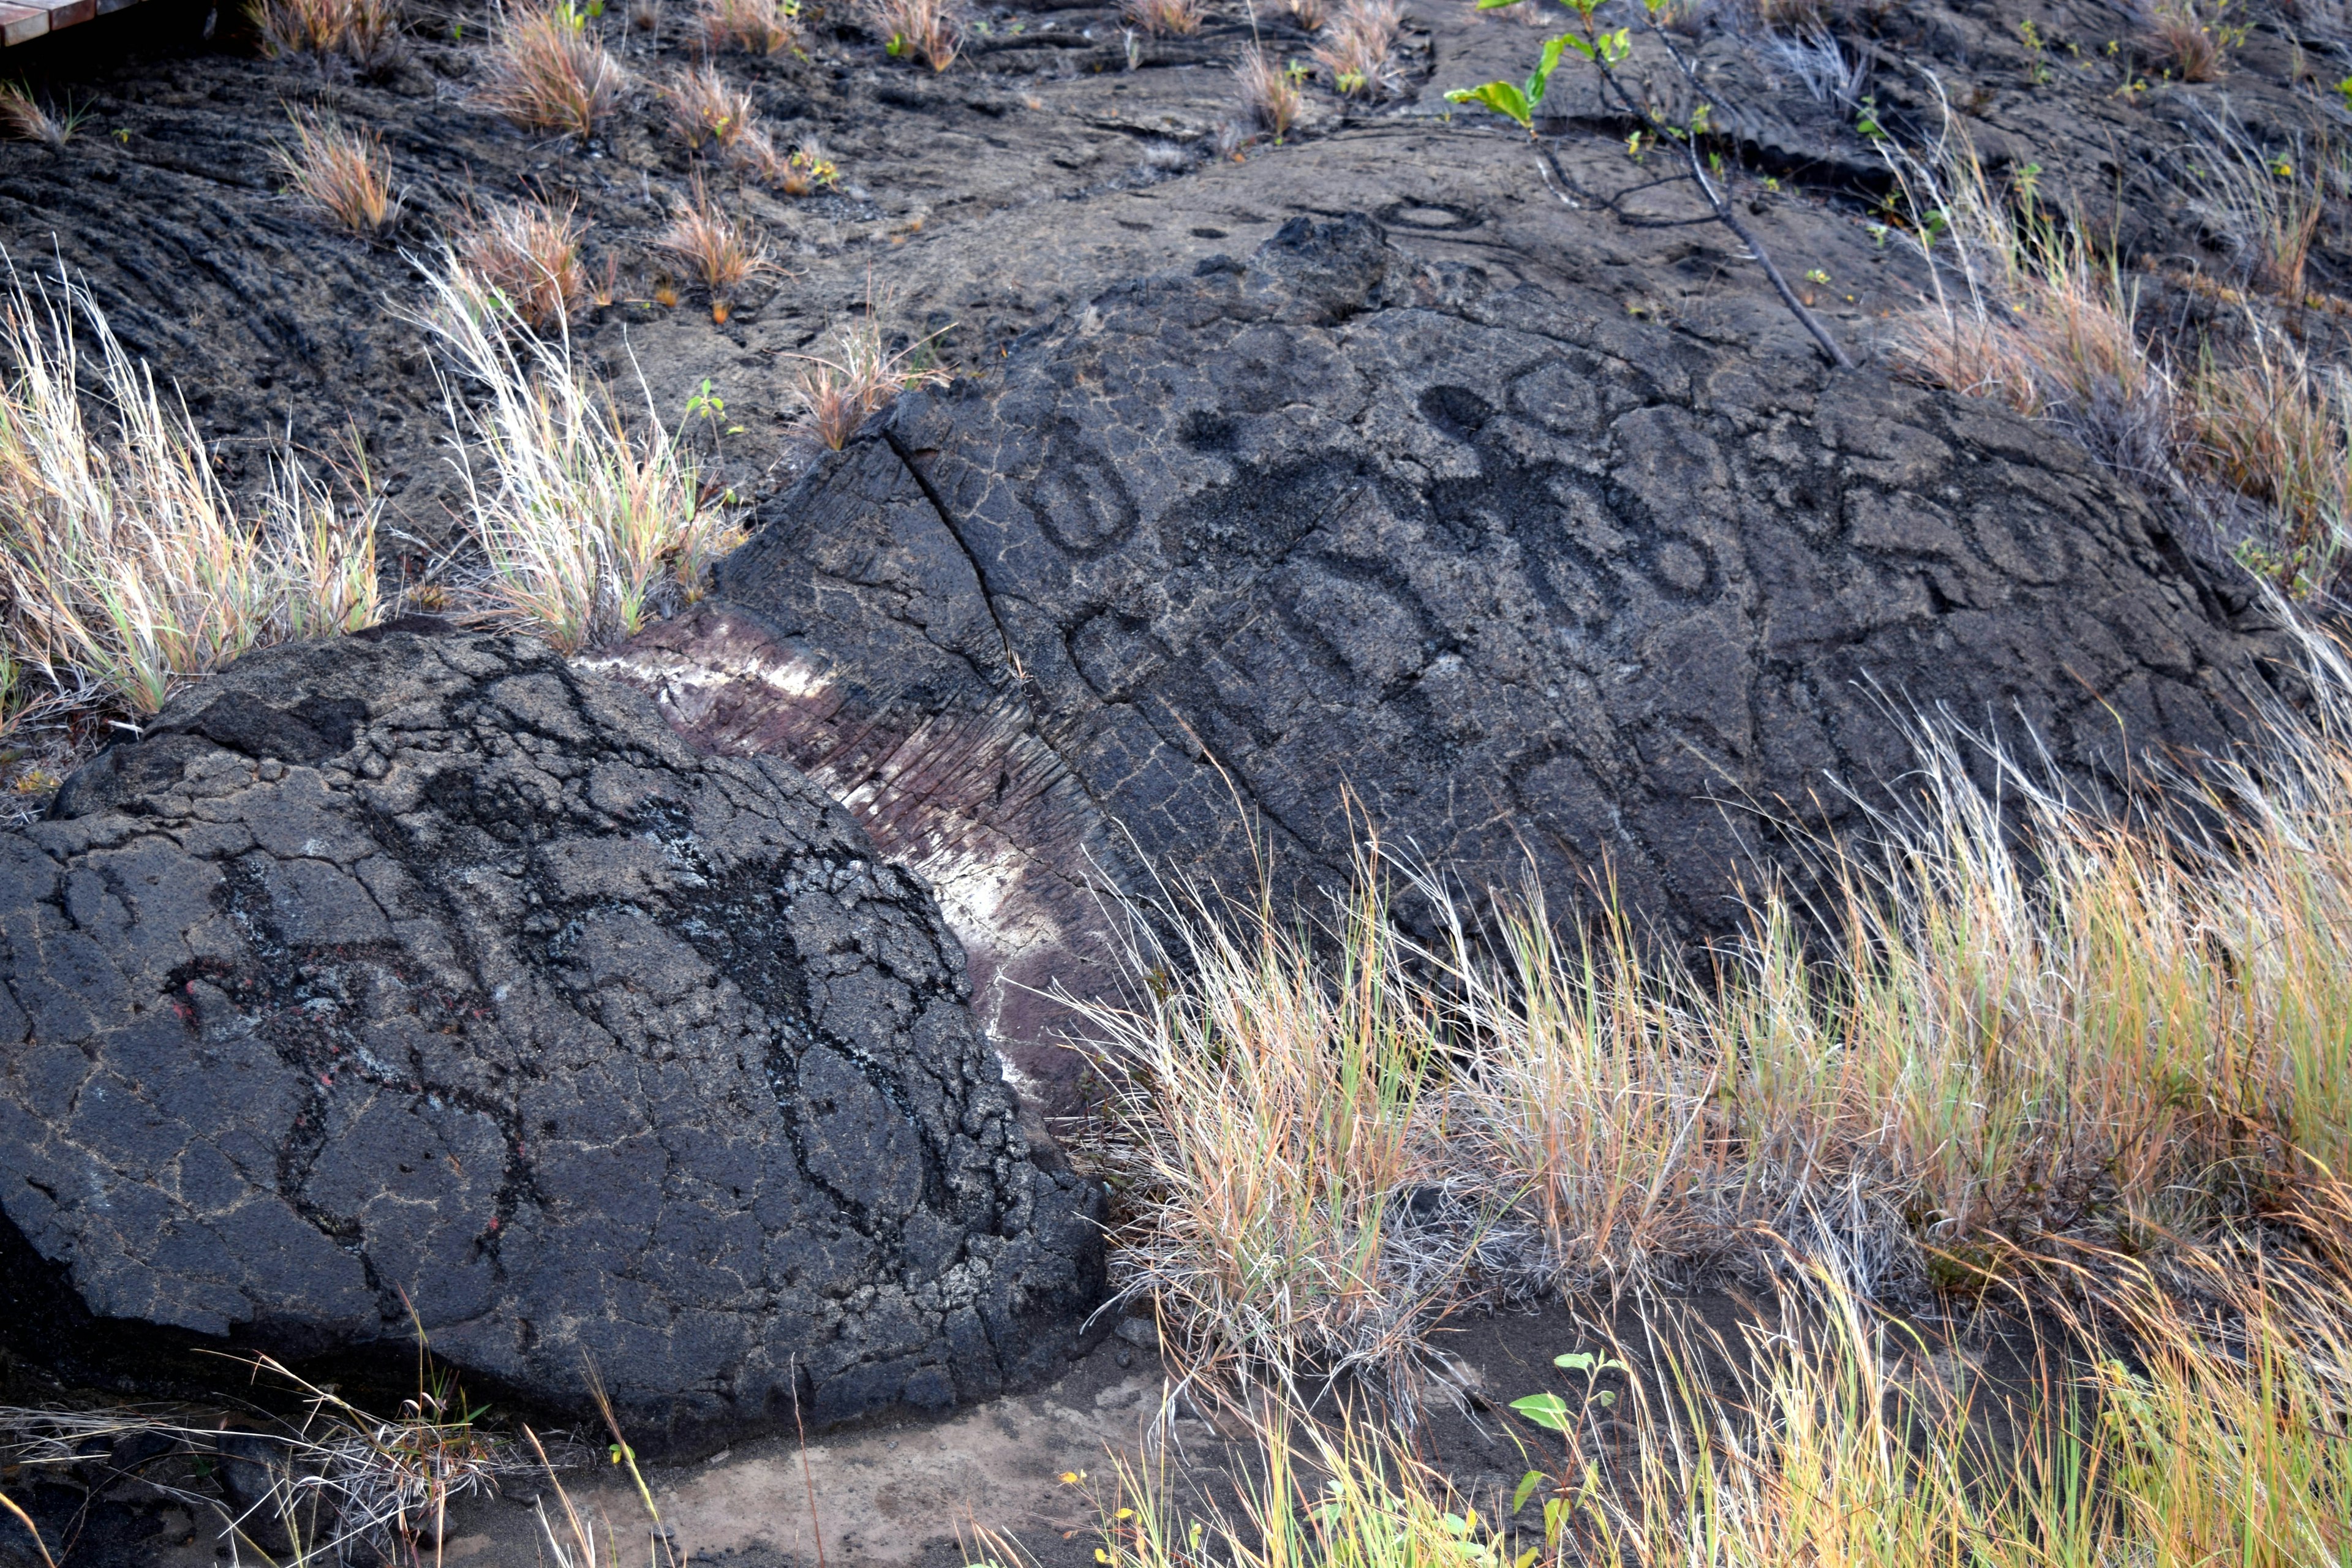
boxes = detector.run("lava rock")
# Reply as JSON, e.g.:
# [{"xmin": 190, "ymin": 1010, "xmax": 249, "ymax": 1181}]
[
  {"xmin": 0, "ymin": 630, "xmax": 1103, "ymax": 1447},
  {"xmin": 607, "ymin": 215, "xmax": 2286, "ymax": 1120}
]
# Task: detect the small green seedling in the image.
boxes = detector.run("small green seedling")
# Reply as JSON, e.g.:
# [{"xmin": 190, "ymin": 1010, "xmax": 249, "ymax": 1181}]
[
  {"xmin": 1444, "ymin": 32, "xmax": 1571, "ymax": 136},
  {"xmin": 1804, "ymin": 267, "xmax": 1830, "ymax": 284},
  {"xmin": 1508, "ymin": 1349, "xmax": 1630, "ymax": 1431}
]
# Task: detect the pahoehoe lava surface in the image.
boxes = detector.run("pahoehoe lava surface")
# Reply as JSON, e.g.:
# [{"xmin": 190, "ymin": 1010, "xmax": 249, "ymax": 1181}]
[
  {"xmin": 0, "ymin": 629, "xmax": 1103, "ymax": 1446},
  {"xmin": 612, "ymin": 216, "xmax": 2288, "ymax": 1118}
]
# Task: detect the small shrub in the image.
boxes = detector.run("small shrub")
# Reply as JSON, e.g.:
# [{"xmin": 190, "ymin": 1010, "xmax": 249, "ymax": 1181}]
[
  {"xmin": 480, "ymin": 2, "xmax": 627, "ymax": 137},
  {"xmin": 0, "ymin": 270, "xmax": 380, "ymax": 718},
  {"xmin": 1122, "ymin": 0, "xmax": 1202, "ymax": 36},
  {"xmin": 1234, "ymin": 47, "xmax": 1302, "ymax": 139},
  {"xmin": 249, "ymin": 0, "xmax": 402, "ymax": 65},
  {"xmin": 270, "ymin": 110, "xmax": 398, "ymax": 235},
  {"xmin": 786, "ymin": 292, "xmax": 949, "ymax": 448},
  {"xmin": 451, "ymin": 198, "xmax": 590, "ymax": 332},
  {"xmin": 657, "ymin": 179, "xmax": 774, "ymax": 316},
  {"xmin": 865, "ymin": 0, "xmax": 962, "ymax": 70},
  {"xmin": 695, "ymin": 0, "xmax": 800, "ymax": 52},
  {"xmin": 663, "ymin": 62, "xmax": 757, "ymax": 149},
  {"xmin": 418, "ymin": 258, "xmax": 734, "ymax": 655},
  {"xmin": 1313, "ymin": 0, "xmax": 1403, "ymax": 97}
]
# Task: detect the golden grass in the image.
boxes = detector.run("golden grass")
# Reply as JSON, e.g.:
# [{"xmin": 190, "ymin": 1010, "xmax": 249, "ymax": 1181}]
[
  {"xmin": 1312, "ymin": 0, "xmax": 1404, "ymax": 97},
  {"xmin": 419, "ymin": 258, "xmax": 735, "ymax": 654},
  {"xmin": 786, "ymin": 290, "xmax": 949, "ymax": 448},
  {"xmin": 0, "ymin": 272, "xmax": 379, "ymax": 719},
  {"xmin": 249, "ymin": 0, "xmax": 401, "ymax": 62},
  {"xmin": 867, "ymin": 0, "xmax": 962, "ymax": 70},
  {"xmin": 695, "ymin": 0, "xmax": 801, "ymax": 53},
  {"xmin": 451, "ymin": 197, "xmax": 589, "ymax": 332},
  {"xmin": 1122, "ymin": 0, "xmax": 1202, "ymax": 36},
  {"xmin": 270, "ymin": 109, "xmax": 398, "ymax": 235},
  {"xmin": 480, "ymin": 2, "xmax": 627, "ymax": 137},
  {"xmin": 1027, "ymin": 1245, "xmax": 2352, "ymax": 1568},
  {"xmin": 1077, "ymin": 622, "xmax": 2352, "ymax": 1391},
  {"xmin": 1234, "ymin": 47, "xmax": 1302, "ymax": 140}
]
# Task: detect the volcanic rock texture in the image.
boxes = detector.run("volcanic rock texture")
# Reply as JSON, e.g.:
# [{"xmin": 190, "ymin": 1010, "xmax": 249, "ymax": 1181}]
[
  {"xmin": 610, "ymin": 217, "xmax": 2288, "ymax": 1118},
  {"xmin": 0, "ymin": 630, "xmax": 1102, "ymax": 1442}
]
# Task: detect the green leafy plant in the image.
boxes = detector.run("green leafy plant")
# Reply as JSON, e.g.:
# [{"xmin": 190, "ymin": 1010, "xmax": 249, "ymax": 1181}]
[{"xmin": 1443, "ymin": 0, "xmax": 1853, "ymax": 367}]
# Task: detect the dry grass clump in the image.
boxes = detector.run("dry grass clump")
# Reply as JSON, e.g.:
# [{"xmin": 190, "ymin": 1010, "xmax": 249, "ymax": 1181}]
[
  {"xmin": 0, "ymin": 270, "xmax": 379, "ymax": 719},
  {"xmin": 695, "ymin": 0, "xmax": 801, "ymax": 52},
  {"xmin": 480, "ymin": 2, "xmax": 627, "ymax": 137},
  {"xmin": 420, "ymin": 257, "xmax": 735, "ymax": 654},
  {"xmin": 270, "ymin": 109, "xmax": 398, "ymax": 235},
  {"xmin": 1122, "ymin": 0, "xmax": 1203, "ymax": 36},
  {"xmin": 1312, "ymin": 0, "xmax": 1404, "ymax": 97},
  {"xmin": 0, "ymin": 82, "xmax": 77, "ymax": 149},
  {"xmin": 1083, "ymin": 619, "xmax": 2352, "ymax": 1390},
  {"xmin": 1280, "ymin": 0, "xmax": 1327, "ymax": 29},
  {"xmin": 1234, "ymin": 47, "xmax": 1302, "ymax": 140},
  {"xmin": 450, "ymin": 197, "xmax": 589, "ymax": 331},
  {"xmin": 2146, "ymin": 0, "xmax": 2231, "ymax": 78},
  {"xmin": 249, "ymin": 0, "xmax": 402, "ymax": 65},
  {"xmin": 786, "ymin": 292, "xmax": 949, "ymax": 448},
  {"xmin": 866, "ymin": 0, "xmax": 963, "ymax": 70},
  {"xmin": 1889, "ymin": 123, "xmax": 2352, "ymax": 594},
  {"xmin": 663, "ymin": 62, "xmax": 758, "ymax": 149},
  {"xmin": 657, "ymin": 179, "xmax": 774, "ymax": 318},
  {"xmin": 2186, "ymin": 328, "xmax": 2352, "ymax": 589}
]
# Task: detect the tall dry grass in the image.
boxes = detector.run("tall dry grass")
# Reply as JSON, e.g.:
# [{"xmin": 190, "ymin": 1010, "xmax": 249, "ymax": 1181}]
[
  {"xmin": 695, "ymin": 0, "xmax": 801, "ymax": 52},
  {"xmin": 451, "ymin": 197, "xmax": 590, "ymax": 332},
  {"xmin": 419, "ymin": 258, "xmax": 735, "ymax": 655},
  {"xmin": 867, "ymin": 0, "xmax": 962, "ymax": 69},
  {"xmin": 1038, "ymin": 1250, "xmax": 2352, "ymax": 1568},
  {"xmin": 1078, "ymin": 623, "xmax": 2352, "ymax": 1392},
  {"xmin": 0, "ymin": 270, "xmax": 379, "ymax": 719}
]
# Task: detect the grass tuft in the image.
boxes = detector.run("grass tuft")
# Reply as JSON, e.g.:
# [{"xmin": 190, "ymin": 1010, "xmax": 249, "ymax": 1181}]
[
  {"xmin": 419, "ymin": 256, "xmax": 735, "ymax": 655},
  {"xmin": 1122, "ymin": 0, "xmax": 1202, "ymax": 36},
  {"xmin": 451, "ymin": 196, "xmax": 590, "ymax": 333},
  {"xmin": 0, "ymin": 82, "xmax": 78, "ymax": 149},
  {"xmin": 2146, "ymin": 0, "xmax": 2231, "ymax": 79},
  {"xmin": 270, "ymin": 108, "xmax": 398, "ymax": 235},
  {"xmin": 0, "ymin": 267, "xmax": 380, "ymax": 720},
  {"xmin": 866, "ymin": 0, "xmax": 963, "ymax": 69},
  {"xmin": 695, "ymin": 0, "xmax": 801, "ymax": 52},
  {"xmin": 1312, "ymin": 0, "xmax": 1404, "ymax": 97},
  {"xmin": 480, "ymin": 1, "xmax": 627, "ymax": 137},
  {"xmin": 1234, "ymin": 47, "xmax": 1302, "ymax": 140},
  {"xmin": 785, "ymin": 288, "xmax": 949, "ymax": 449},
  {"xmin": 657, "ymin": 178, "xmax": 775, "ymax": 318},
  {"xmin": 249, "ymin": 0, "xmax": 402, "ymax": 64},
  {"xmin": 664, "ymin": 62, "xmax": 758, "ymax": 150}
]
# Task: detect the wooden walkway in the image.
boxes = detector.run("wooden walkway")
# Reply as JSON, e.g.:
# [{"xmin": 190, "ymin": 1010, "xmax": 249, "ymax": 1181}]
[{"xmin": 0, "ymin": 0, "xmax": 145, "ymax": 45}]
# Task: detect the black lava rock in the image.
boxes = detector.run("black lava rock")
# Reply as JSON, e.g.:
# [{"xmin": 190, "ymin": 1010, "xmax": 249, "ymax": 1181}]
[{"xmin": 0, "ymin": 630, "xmax": 1103, "ymax": 1447}]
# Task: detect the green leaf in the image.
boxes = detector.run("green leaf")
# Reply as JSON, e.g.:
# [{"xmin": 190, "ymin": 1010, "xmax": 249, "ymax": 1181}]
[
  {"xmin": 1596, "ymin": 26, "xmax": 1631, "ymax": 65},
  {"xmin": 1445, "ymin": 81, "xmax": 1534, "ymax": 128},
  {"xmin": 1510, "ymin": 1392, "xmax": 1573, "ymax": 1431},
  {"xmin": 1512, "ymin": 1469, "xmax": 1546, "ymax": 1513},
  {"xmin": 1555, "ymin": 1351, "xmax": 1597, "ymax": 1373},
  {"xmin": 1528, "ymin": 32, "xmax": 1572, "ymax": 105},
  {"xmin": 1477, "ymin": 0, "xmax": 1526, "ymax": 9}
]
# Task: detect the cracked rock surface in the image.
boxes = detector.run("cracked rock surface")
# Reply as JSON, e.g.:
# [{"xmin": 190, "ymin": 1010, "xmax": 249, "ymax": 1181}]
[
  {"xmin": 0, "ymin": 629, "xmax": 1103, "ymax": 1444},
  {"xmin": 609, "ymin": 216, "xmax": 2288, "ymax": 1121}
]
